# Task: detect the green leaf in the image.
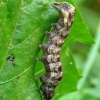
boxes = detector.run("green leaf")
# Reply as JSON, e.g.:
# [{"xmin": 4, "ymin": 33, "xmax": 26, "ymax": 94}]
[
  {"xmin": 0, "ymin": 0, "xmax": 58, "ymax": 99},
  {"xmin": 59, "ymin": 91, "xmax": 78, "ymax": 100},
  {"xmin": 0, "ymin": 0, "xmax": 94, "ymax": 100},
  {"xmin": 0, "ymin": 0, "xmax": 22, "ymax": 71}
]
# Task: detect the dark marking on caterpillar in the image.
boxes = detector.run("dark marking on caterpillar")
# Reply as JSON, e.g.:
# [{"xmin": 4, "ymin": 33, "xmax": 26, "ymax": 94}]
[{"xmin": 37, "ymin": 2, "xmax": 75, "ymax": 100}]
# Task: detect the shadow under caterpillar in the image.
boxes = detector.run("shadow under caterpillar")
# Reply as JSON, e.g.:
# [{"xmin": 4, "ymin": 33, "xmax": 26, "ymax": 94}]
[{"xmin": 37, "ymin": 2, "xmax": 75, "ymax": 100}]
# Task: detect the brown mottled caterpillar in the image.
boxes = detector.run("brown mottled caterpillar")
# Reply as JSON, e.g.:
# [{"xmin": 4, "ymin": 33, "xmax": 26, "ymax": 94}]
[{"xmin": 37, "ymin": 2, "xmax": 75, "ymax": 100}]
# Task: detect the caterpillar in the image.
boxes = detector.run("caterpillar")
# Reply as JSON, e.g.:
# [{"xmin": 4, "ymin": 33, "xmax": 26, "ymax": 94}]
[{"xmin": 37, "ymin": 2, "xmax": 75, "ymax": 100}]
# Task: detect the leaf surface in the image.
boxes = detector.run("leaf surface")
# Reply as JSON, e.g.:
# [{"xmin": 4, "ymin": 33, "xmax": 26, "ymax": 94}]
[{"xmin": 0, "ymin": 0, "xmax": 94, "ymax": 100}]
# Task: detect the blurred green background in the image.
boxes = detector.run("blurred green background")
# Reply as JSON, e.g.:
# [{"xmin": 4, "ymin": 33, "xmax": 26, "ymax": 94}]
[
  {"xmin": 62, "ymin": 0, "xmax": 100, "ymax": 100},
  {"xmin": 72, "ymin": 0, "xmax": 100, "ymax": 68}
]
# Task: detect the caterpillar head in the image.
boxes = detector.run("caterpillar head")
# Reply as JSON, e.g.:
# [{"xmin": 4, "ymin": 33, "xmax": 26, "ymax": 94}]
[
  {"xmin": 52, "ymin": 2, "xmax": 75, "ymax": 15},
  {"xmin": 52, "ymin": 2, "xmax": 75, "ymax": 23}
]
